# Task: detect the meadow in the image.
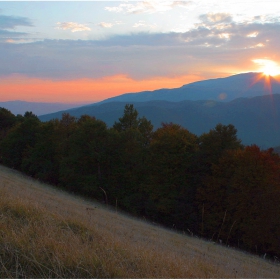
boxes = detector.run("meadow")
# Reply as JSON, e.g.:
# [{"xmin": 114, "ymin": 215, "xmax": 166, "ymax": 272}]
[{"xmin": 1, "ymin": 164, "xmax": 280, "ymax": 278}]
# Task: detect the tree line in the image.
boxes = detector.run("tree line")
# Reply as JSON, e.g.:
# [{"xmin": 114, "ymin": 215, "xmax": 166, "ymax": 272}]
[{"xmin": 1, "ymin": 104, "xmax": 280, "ymax": 258}]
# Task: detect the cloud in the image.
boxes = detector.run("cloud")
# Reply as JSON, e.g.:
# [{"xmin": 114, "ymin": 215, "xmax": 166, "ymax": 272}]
[
  {"xmin": 4, "ymin": 38, "xmax": 40, "ymax": 44},
  {"xmin": 0, "ymin": 15, "xmax": 33, "ymax": 40},
  {"xmin": 199, "ymin": 13, "xmax": 233, "ymax": 24},
  {"xmin": 98, "ymin": 22, "xmax": 113, "ymax": 28},
  {"xmin": 56, "ymin": 22, "xmax": 91, "ymax": 32},
  {"xmin": 97, "ymin": 21, "xmax": 123, "ymax": 28},
  {"xmin": 1, "ymin": 18, "xmax": 280, "ymax": 81},
  {"xmin": 247, "ymin": 32, "xmax": 259, "ymax": 38},
  {"xmin": 171, "ymin": 1, "xmax": 193, "ymax": 8},
  {"xmin": 0, "ymin": 15, "xmax": 33, "ymax": 29},
  {"xmin": 133, "ymin": 21, "xmax": 157, "ymax": 29},
  {"xmin": 105, "ymin": 1, "xmax": 192, "ymax": 14},
  {"xmin": 0, "ymin": 29, "xmax": 29, "ymax": 38}
]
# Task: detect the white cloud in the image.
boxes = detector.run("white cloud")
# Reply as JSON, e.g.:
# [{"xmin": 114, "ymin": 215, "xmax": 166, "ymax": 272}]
[
  {"xmin": 199, "ymin": 13, "xmax": 233, "ymax": 25},
  {"xmin": 249, "ymin": 43, "xmax": 264, "ymax": 48},
  {"xmin": 247, "ymin": 32, "xmax": 258, "ymax": 38},
  {"xmin": 133, "ymin": 21, "xmax": 146, "ymax": 28},
  {"xmin": 171, "ymin": 1, "xmax": 193, "ymax": 8},
  {"xmin": 105, "ymin": 1, "xmax": 192, "ymax": 14},
  {"xmin": 56, "ymin": 22, "xmax": 91, "ymax": 32},
  {"xmin": 218, "ymin": 33, "xmax": 230, "ymax": 39},
  {"xmin": 97, "ymin": 21, "xmax": 123, "ymax": 28},
  {"xmin": 98, "ymin": 22, "xmax": 113, "ymax": 28},
  {"xmin": 133, "ymin": 20, "xmax": 157, "ymax": 29}
]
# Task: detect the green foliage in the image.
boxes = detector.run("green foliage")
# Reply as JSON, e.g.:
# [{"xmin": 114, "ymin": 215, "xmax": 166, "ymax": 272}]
[
  {"xmin": 109, "ymin": 105, "xmax": 153, "ymax": 212},
  {"xmin": 146, "ymin": 123, "xmax": 198, "ymax": 227},
  {"xmin": 20, "ymin": 120, "xmax": 60, "ymax": 184},
  {"xmin": 59, "ymin": 115, "xmax": 108, "ymax": 197},
  {"xmin": 113, "ymin": 104, "xmax": 139, "ymax": 132},
  {"xmin": 0, "ymin": 113, "xmax": 40, "ymax": 169},
  {"xmin": 0, "ymin": 107, "xmax": 17, "ymax": 132},
  {"xmin": 196, "ymin": 123, "xmax": 243, "ymax": 179}
]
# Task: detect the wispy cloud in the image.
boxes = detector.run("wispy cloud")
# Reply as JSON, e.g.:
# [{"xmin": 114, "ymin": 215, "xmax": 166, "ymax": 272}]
[
  {"xmin": 247, "ymin": 32, "xmax": 259, "ymax": 38},
  {"xmin": 0, "ymin": 15, "xmax": 33, "ymax": 29},
  {"xmin": 133, "ymin": 20, "xmax": 157, "ymax": 29},
  {"xmin": 56, "ymin": 22, "xmax": 91, "ymax": 32},
  {"xmin": 97, "ymin": 21, "xmax": 122, "ymax": 28},
  {"xmin": 98, "ymin": 22, "xmax": 113, "ymax": 28},
  {"xmin": 199, "ymin": 13, "xmax": 233, "ymax": 24},
  {"xmin": 0, "ymin": 29, "xmax": 29, "ymax": 38},
  {"xmin": 5, "ymin": 38, "xmax": 39, "ymax": 44},
  {"xmin": 105, "ymin": 1, "xmax": 192, "ymax": 14},
  {"xmin": 0, "ymin": 15, "xmax": 33, "ymax": 40}
]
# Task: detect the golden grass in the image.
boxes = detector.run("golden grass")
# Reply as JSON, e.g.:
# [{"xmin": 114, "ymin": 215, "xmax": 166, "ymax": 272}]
[{"xmin": 0, "ymin": 164, "xmax": 280, "ymax": 278}]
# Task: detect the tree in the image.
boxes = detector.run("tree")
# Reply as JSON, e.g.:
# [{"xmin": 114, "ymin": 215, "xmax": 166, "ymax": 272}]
[
  {"xmin": 110, "ymin": 104, "xmax": 153, "ymax": 213},
  {"xmin": 199, "ymin": 123, "xmax": 242, "ymax": 163},
  {"xmin": 21, "ymin": 120, "xmax": 60, "ymax": 184},
  {"xmin": 197, "ymin": 145, "xmax": 280, "ymax": 256},
  {"xmin": 0, "ymin": 112, "xmax": 40, "ymax": 169},
  {"xmin": 58, "ymin": 115, "xmax": 108, "ymax": 198},
  {"xmin": 113, "ymin": 104, "xmax": 139, "ymax": 132},
  {"xmin": 146, "ymin": 123, "xmax": 199, "ymax": 228},
  {"xmin": 0, "ymin": 108, "xmax": 17, "ymax": 145}
]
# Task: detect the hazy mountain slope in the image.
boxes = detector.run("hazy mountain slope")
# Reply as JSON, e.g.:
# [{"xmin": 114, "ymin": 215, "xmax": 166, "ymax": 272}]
[
  {"xmin": 1, "ymin": 164, "xmax": 280, "ymax": 278},
  {"xmin": 0, "ymin": 100, "xmax": 88, "ymax": 115},
  {"xmin": 100, "ymin": 72, "xmax": 280, "ymax": 103},
  {"xmin": 39, "ymin": 94, "xmax": 280, "ymax": 148}
]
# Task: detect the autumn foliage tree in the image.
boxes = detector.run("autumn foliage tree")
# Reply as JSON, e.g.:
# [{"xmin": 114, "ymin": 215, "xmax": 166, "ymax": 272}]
[{"xmin": 198, "ymin": 145, "xmax": 280, "ymax": 256}]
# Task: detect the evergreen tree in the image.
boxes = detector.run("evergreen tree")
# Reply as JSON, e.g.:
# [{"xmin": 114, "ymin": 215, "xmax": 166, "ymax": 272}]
[{"xmin": 146, "ymin": 123, "xmax": 198, "ymax": 228}]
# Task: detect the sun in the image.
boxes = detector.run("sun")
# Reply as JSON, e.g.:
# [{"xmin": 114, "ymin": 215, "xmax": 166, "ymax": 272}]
[{"xmin": 252, "ymin": 59, "xmax": 280, "ymax": 77}]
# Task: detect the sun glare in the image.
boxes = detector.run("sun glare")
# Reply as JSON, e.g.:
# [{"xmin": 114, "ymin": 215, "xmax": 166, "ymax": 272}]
[{"xmin": 252, "ymin": 59, "xmax": 280, "ymax": 77}]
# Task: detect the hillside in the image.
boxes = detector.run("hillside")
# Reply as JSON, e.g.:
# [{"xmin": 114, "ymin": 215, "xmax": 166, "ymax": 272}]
[
  {"xmin": 39, "ymin": 94, "xmax": 280, "ymax": 148},
  {"xmin": 0, "ymin": 164, "xmax": 280, "ymax": 278}
]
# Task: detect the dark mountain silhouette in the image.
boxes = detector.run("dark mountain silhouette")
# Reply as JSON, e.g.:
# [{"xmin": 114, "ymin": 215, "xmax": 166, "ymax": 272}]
[
  {"xmin": 0, "ymin": 101, "xmax": 88, "ymax": 115},
  {"xmin": 99, "ymin": 72, "xmax": 280, "ymax": 103},
  {"xmin": 39, "ymin": 94, "xmax": 280, "ymax": 148}
]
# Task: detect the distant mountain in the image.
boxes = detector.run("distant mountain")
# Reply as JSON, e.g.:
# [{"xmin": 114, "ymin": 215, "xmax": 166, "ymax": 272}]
[
  {"xmin": 39, "ymin": 94, "xmax": 280, "ymax": 148},
  {"xmin": 99, "ymin": 72, "xmax": 280, "ymax": 103},
  {"xmin": 0, "ymin": 101, "xmax": 88, "ymax": 116}
]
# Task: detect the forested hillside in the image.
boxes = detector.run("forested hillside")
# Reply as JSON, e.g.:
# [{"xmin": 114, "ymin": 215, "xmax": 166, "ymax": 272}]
[
  {"xmin": 1, "ymin": 105, "xmax": 280, "ymax": 259},
  {"xmin": 39, "ymin": 94, "xmax": 280, "ymax": 148}
]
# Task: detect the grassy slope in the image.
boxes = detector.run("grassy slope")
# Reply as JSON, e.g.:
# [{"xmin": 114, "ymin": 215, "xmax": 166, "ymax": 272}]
[{"xmin": 0, "ymin": 165, "xmax": 280, "ymax": 278}]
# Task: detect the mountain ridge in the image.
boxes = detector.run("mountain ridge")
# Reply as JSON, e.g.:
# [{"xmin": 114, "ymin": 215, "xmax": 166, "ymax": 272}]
[
  {"xmin": 39, "ymin": 94, "xmax": 280, "ymax": 148},
  {"xmin": 0, "ymin": 100, "xmax": 88, "ymax": 115},
  {"xmin": 99, "ymin": 72, "xmax": 280, "ymax": 104}
]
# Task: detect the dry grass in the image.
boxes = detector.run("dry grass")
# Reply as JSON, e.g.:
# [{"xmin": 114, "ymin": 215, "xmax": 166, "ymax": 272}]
[{"xmin": 0, "ymin": 164, "xmax": 280, "ymax": 278}]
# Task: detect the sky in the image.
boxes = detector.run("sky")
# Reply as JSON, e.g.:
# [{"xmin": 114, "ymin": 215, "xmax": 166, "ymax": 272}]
[{"xmin": 1, "ymin": 0, "xmax": 280, "ymax": 103}]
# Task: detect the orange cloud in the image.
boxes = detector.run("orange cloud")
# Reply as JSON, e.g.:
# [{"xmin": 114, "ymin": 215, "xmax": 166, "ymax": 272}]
[{"xmin": 0, "ymin": 74, "xmax": 204, "ymax": 103}]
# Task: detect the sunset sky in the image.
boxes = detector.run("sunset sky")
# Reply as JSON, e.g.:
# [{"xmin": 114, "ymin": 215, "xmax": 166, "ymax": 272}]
[{"xmin": 1, "ymin": 0, "xmax": 280, "ymax": 103}]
